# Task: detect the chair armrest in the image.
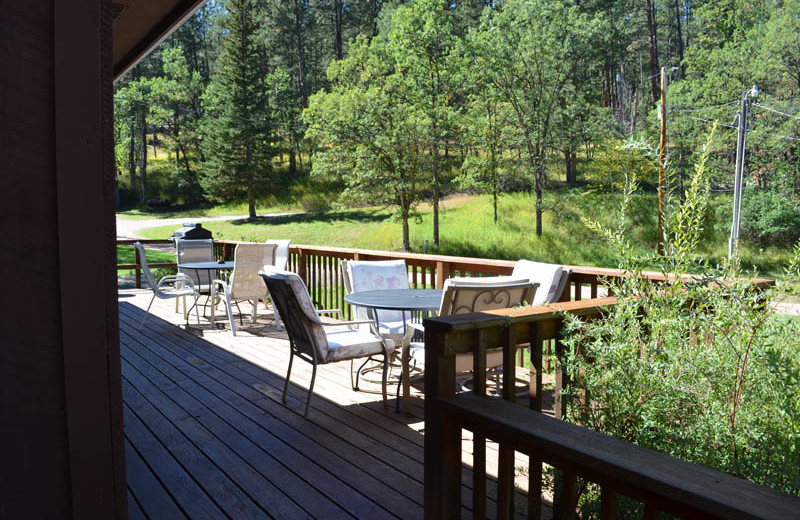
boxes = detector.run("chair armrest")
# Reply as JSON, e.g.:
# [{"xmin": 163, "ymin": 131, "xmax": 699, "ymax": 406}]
[
  {"xmin": 321, "ymin": 319, "xmax": 376, "ymax": 327},
  {"xmin": 158, "ymin": 274, "xmax": 196, "ymax": 291},
  {"xmin": 316, "ymin": 308, "xmax": 343, "ymax": 319},
  {"xmin": 211, "ymin": 279, "xmax": 228, "ymax": 297}
]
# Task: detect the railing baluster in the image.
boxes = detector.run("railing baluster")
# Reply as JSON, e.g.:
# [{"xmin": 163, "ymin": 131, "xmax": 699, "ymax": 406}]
[
  {"xmin": 528, "ymin": 454, "xmax": 542, "ymax": 520},
  {"xmin": 473, "ymin": 330, "xmax": 487, "ymax": 520},
  {"xmin": 529, "ymin": 324, "xmax": 542, "ymax": 413},
  {"xmin": 497, "ymin": 326, "xmax": 517, "ymax": 519},
  {"xmin": 600, "ymin": 487, "xmax": 617, "ymax": 519},
  {"xmin": 502, "ymin": 324, "xmax": 516, "ymax": 403},
  {"xmin": 559, "ymin": 471, "xmax": 578, "ymax": 520}
]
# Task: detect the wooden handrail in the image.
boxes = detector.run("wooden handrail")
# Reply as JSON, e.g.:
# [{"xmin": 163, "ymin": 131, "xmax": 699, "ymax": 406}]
[
  {"xmin": 422, "ymin": 299, "xmax": 800, "ymax": 519},
  {"xmin": 441, "ymin": 394, "xmax": 800, "ymax": 520}
]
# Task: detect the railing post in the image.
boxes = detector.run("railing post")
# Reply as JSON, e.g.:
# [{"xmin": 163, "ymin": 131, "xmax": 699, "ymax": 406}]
[
  {"xmin": 435, "ymin": 260, "xmax": 450, "ymax": 289},
  {"xmin": 134, "ymin": 245, "xmax": 142, "ymax": 289},
  {"xmin": 296, "ymin": 248, "xmax": 308, "ymax": 285},
  {"xmin": 424, "ymin": 326, "xmax": 461, "ymax": 519}
]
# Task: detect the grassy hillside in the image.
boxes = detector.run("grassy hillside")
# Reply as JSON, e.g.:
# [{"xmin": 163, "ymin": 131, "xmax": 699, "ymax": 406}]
[{"xmin": 134, "ymin": 189, "xmax": 795, "ymax": 277}]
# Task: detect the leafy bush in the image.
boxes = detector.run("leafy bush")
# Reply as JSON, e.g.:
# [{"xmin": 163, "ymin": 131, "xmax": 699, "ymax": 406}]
[
  {"xmin": 741, "ymin": 187, "xmax": 800, "ymax": 247},
  {"xmin": 562, "ymin": 131, "xmax": 800, "ymax": 514}
]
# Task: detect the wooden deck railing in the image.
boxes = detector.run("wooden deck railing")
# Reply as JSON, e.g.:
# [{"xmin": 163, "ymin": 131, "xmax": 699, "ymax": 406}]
[{"xmin": 422, "ymin": 300, "xmax": 800, "ymax": 519}]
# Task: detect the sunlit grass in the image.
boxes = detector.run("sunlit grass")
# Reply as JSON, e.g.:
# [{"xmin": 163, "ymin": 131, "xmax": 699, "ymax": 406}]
[{"xmin": 134, "ymin": 190, "xmax": 795, "ymax": 277}]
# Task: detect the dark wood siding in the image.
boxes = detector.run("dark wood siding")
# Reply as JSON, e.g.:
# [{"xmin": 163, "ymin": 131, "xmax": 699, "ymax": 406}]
[{"xmin": 0, "ymin": 1, "xmax": 125, "ymax": 518}]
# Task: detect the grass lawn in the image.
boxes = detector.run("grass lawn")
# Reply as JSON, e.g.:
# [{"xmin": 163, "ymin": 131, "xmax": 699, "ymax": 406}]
[
  {"xmin": 134, "ymin": 189, "xmax": 796, "ymax": 278},
  {"xmin": 117, "ymin": 245, "xmax": 177, "ymax": 279}
]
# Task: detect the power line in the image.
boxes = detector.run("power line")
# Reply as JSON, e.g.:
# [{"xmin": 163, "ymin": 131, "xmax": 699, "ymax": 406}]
[{"xmin": 752, "ymin": 102, "xmax": 800, "ymax": 121}]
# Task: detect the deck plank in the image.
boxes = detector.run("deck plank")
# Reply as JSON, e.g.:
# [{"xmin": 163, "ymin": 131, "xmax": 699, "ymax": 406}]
[
  {"xmin": 121, "ymin": 289, "xmax": 539, "ymax": 519},
  {"xmin": 120, "ymin": 304, "xmax": 423, "ymax": 519},
  {"xmin": 122, "ymin": 338, "xmax": 380, "ymax": 520}
]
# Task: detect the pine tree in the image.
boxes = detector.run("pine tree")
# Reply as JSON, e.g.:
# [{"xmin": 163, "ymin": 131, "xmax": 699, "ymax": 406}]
[{"xmin": 201, "ymin": 0, "xmax": 273, "ymax": 218}]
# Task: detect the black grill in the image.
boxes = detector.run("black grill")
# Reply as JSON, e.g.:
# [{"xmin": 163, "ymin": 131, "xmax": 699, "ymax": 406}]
[{"xmin": 171, "ymin": 223, "xmax": 213, "ymax": 243}]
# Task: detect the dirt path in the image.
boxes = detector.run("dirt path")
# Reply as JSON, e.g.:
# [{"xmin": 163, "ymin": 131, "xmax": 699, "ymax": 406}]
[
  {"xmin": 116, "ymin": 214, "xmax": 250, "ymax": 240},
  {"xmin": 116, "ymin": 211, "xmax": 301, "ymax": 240}
]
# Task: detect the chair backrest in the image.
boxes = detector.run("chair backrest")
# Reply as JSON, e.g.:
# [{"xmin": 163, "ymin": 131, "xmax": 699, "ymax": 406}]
[
  {"xmin": 260, "ymin": 267, "xmax": 329, "ymax": 362},
  {"xmin": 229, "ymin": 243, "xmax": 277, "ymax": 299},
  {"xmin": 133, "ymin": 242, "xmax": 160, "ymax": 294},
  {"xmin": 266, "ymin": 239, "xmax": 292, "ymax": 270},
  {"xmin": 439, "ymin": 276, "xmax": 537, "ymax": 316},
  {"xmin": 343, "ymin": 259, "xmax": 409, "ymax": 323},
  {"xmin": 176, "ymin": 238, "xmax": 214, "ymax": 286},
  {"xmin": 511, "ymin": 260, "xmax": 571, "ymax": 305}
]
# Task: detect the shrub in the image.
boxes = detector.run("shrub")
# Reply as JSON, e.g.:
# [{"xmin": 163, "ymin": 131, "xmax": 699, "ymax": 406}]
[
  {"xmin": 562, "ymin": 130, "xmax": 800, "ymax": 515},
  {"xmin": 741, "ymin": 187, "xmax": 800, "ymax": 247}
]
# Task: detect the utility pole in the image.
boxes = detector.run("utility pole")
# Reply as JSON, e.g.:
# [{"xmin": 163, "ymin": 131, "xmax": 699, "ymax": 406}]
[
  {"xmin": 657, "ymin": 67, "xmax": 668, "ymax": 255},
  {"xmin": 729, "ymin": 85, "xmax": 759, "ymax": 261}
]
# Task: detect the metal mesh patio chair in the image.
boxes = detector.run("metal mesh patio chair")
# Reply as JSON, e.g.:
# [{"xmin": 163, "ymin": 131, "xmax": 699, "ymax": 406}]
[
  {"xmin": 260, "ymin": 267, "xmax": 395, "ymax": 418},
  {"xmin": 211, "ymin": 243, "xmax": 277, "ymax": 335},
  {"xmin": 134, "ymin": 242, "xmax": 199, "ymax": 327},
  {"xmin": 265, "ymin": 239, "xmax": 292, "ymax": 330}
]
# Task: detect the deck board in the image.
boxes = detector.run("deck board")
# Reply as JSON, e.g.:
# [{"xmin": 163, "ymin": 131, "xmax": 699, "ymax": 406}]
[{"xmin": 120, "ymin": 288, "xmax": 539, "ymax": 519}]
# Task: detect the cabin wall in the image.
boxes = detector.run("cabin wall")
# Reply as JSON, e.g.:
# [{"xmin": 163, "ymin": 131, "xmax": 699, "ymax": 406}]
[{"xmin": 0, "ymin": 1, "xmax": 125, "ymax": 518}]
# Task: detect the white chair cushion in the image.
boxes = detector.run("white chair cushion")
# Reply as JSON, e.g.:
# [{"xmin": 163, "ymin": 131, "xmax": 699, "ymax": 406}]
[
  {"xmin": 325, "ymin": 330, "xmax": 395, "ymax": 363},
  {"xmin": 512, "ymin": 260, "xmax": 565, "ymax": 305}
]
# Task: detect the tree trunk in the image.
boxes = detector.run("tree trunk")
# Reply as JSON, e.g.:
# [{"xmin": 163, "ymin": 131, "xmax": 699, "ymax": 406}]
[
  {"xmin": 294, "ymin": 0, "xmax": 307, "ymax": 107},
  {"xmin": 402, "ymin": 208, "xmax": 410, "ymax": 251},
  {"xmin": 432, "ymin": 145, "xmax": 440, "ymax": 246},
  {"xmin": 565, "ymin": 150, "xmax": 578, "ymax": 185},
  {"xmin": 248, "ymin": 186, "xmax": 256, "ymax": 219},
  {"xmin": 128, "ymin": 116, "xmax": 136, "ymax": 193},
  {"xmin": 333, "ymin": 0, "xmax": 343, "ymax": 61},
  {"xmin": 138, "ymin": 108, "xmax": 147, "ymax": 205},
  {"xmin": 674, "ymin": 0, "xmax": 685, "ymax": 76},
  {"xmin": 646, "ymin": 0, "xmax": 660, "ymax": 103}
]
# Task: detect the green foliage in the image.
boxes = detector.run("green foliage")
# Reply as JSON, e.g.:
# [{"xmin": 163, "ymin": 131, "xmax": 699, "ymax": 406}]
[
  {"xmin": 201, "ymin": 0, "xmax": 277, "ymax": 218},
  {"xmin": 304, "ymin": 33, "xmax": 428, "ymax": 250},
  {"xmin": 741, "ymin": 187, "xmax": 800, "ymax": 247},
  {"xmin": 562, "ymin": 132, "xmax": 800, "ymax": 509}
]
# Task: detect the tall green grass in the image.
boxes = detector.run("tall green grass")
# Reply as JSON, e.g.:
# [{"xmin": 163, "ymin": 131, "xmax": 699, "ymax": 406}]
[{"xmin": 135, "ymin": 190, "xmax": 795, "ymax": 277}]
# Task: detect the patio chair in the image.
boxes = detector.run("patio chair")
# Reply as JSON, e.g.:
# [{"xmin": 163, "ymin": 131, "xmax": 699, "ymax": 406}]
[
  {"xmin": 260, "ymin": 267, "xmax": 395, "ymax": 418},
  {"xmin": 403, "ymin": 276, "xmax": 537, "ymax": 403},
  {"xmin": 176, "ymin": 238, "xmax": 215, "ymax": 291},
  {"xmin": 266, "ymin": 239, "xmax": 292, "ymax": 270},
  {"xmin": 265, "ymin": 239, "xmax": 292, "ymax": 330},
  {"xmin": 342, "ymin": 259, "xmax": 410, "ymax": 346},
  {"xmin": 211, "ymin": 243, "xmax": 277, "ymax": 335},
  {"xmin": 511, "ymin": 259, "xmax": 572, "ymax": 304},
  {"xmin": 133, "ymin": 242, "xmax": 199, "ymax": 327}
]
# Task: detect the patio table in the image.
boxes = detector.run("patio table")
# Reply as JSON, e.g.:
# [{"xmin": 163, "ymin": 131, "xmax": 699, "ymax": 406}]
[
  {"xmin": 345, "ymin": 288, "xmax": 442, "ymax": 412},
  {"xmin": 177, "ymin": 260, "xmax": 235, "ymax": 316}
]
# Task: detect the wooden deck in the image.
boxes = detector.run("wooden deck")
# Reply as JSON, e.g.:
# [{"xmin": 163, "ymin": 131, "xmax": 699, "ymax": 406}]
[{"xmin": 119, "ymin": 288, "xmax": 542, "ymax": 520}]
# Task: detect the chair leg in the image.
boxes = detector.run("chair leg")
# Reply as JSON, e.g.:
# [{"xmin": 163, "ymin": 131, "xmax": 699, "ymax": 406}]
[
  {"xmin": 381, "ymin": 353, "xmax": 389, "ymax": 410},
  {"xmin": 274, "ymin": 305, "xmax": 283, "ymax": 331},
  {"xmin": 352, "ymin": 357, "xmax": 372, "ymax": 392},
  {"xmin": 141, "ymin": 293, "xmax": 156, "ymax": 327},
  {"xmin": 225, "ymin": 291, "xmax": 236, "ymax": 336},
  {"xmin": 282, "ymin": 350, "xmax": 295, "ymax": 404},
  {"xmin": 305, "ymin": 364, "xmax": 317, "ymax": 419},
  {"xmin": 193, "ymin": 294, "xmax": 200, "ymax": 324}
]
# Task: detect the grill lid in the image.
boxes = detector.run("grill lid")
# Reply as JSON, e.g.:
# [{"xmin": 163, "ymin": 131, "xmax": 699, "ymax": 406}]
[{"xmin": 172, "ymin": 223, "xmax": 213, "ymax": 241}]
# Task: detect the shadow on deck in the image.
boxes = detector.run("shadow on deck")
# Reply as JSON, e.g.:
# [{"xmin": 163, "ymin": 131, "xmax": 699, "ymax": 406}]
[{"xmin": 120, "ymin": 290, "xmax": 545, "ymax": 519}]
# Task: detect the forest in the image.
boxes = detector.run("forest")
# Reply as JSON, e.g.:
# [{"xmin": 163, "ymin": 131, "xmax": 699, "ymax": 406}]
[{"xmin": 115, "ymin": 0, "xmax": 800, "ymax": 252}]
